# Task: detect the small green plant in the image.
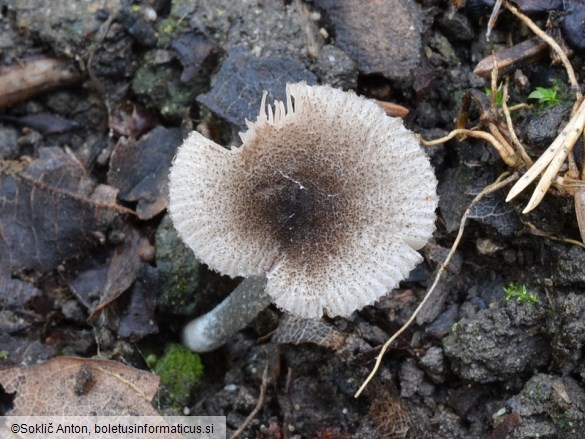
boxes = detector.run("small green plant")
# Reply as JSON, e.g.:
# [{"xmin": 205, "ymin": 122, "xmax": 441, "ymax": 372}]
[
  {"xmin": 0, "ymin": 351, "xmax": 8, "ymax": 360},
  {"xmin": 504, "ymin": 283, "xmax": 539, "ymax": 304},
  {"xmin": 528, "ymin": 86, "xmax": 559, "ymax": 105},
  {"xmin": 485, "ymin": 87, "xmax": 504, "ymax": 105}
]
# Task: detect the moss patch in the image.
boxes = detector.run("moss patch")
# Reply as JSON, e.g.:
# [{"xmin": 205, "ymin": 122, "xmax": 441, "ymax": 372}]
[{"xmin": 149, "ymin": 344, "xmax": 204, "ymax": 410}]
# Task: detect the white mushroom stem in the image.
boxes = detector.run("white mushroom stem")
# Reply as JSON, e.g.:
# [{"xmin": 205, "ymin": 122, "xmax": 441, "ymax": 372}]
[{"xmin": 182, "ymin": 276, "xmax": 270, "ymax": 352}]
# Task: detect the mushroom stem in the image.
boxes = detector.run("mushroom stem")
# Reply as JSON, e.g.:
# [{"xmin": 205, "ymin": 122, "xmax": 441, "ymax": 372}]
[{"xmin": 182, "ymin": 276, "xmax": 270, "ymax": 352}]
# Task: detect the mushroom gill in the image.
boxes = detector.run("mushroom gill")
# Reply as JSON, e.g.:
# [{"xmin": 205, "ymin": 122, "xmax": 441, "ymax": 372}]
[{"xmin": 169, "ymin": 82, "xmax": 438, "ymax": 319}]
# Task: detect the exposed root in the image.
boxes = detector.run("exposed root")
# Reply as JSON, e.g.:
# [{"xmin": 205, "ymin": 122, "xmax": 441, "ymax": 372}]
[
  {"xmin": 230, "ymin": 365, "xmax": 269, "ymax": 439},
  {"xmin": 354, "ymin": 173, "xmax": 519, "ymax": 398}
]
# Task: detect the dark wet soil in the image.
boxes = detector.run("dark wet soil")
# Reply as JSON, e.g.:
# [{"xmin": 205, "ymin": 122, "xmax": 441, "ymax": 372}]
[{"xmin": 1, "ymin": 0, "xmax": 585, "ymax": 438}]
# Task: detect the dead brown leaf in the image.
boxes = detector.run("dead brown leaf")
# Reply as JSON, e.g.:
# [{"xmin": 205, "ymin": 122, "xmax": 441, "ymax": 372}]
[
  {"xmin": 313, "ymin": 0, "xmax": 422, "ymax": 81},
  {"xmin": 107, "ymin": 126, "xmax": 182, "ymax": 220},
  {"xmin": 0, "ymin": 356, "xmax": 160, "ymax": 416},
  {"xmin": 0, "ymin": 147, "xmax": 129, "ymax": 273},
  {"xmin": 88, "ymin": 227, "xmax": 143, "ymax": 326}
]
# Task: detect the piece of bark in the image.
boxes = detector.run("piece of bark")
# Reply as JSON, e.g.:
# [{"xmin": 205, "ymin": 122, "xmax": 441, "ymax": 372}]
[{"xmin": 474, "ymin": 37, "xmax": 548, "ymax": 78}]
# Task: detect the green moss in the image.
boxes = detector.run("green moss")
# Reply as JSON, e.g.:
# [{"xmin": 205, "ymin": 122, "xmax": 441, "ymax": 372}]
[
  {"xmin": 156, "ymin": 0, "xmax": 194, "ymax": 46},
  {"xmin": 155, "ymin": 215, "xmax": 203, "ymax": 316},
  {"xmin": 554, "ymin": 412, "xmax": 575, "ymax": 431},
  {"xmin": 504, "ymin": 283, "xmax": 539, "ymax": 304},
  {"xmin": 132, "ymin": 63, "xmax": 195, "ymax": 120},
  {"xmin": 152, "ymin": 344, "xmax": 204, "ymax": 409}
]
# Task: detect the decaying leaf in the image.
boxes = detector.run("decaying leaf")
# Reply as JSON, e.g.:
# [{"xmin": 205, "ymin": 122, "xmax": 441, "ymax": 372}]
[
  {"xmin": 117, "ymin": 264, "xmax": 160, "ymax": 341},
  {"xmin": 0, "ymin": 277, "xmax": 43, "ymax": 309},
  {"xmin": 0, "ymin": 276, "xmax": 43, "ymax": 335},
  {"xmin": 438, "ymin": 166, "xmax": 521, "ymax": 236},
  {"xmin": 170, "ymin": 33, "xmax": 217, "ymax": 83},
  {"xmin": 0, "ymin": 334, "xmax": 56, "ymax": 366},
  {"xmin": 67, "ymin": 226, "xmax": 159, "ymax": 341},
  {"xmin": 0, "ymin": 147, "xmax": 127, "ymax": 273},
  {"xmin": 314, "ymin": 0, "xmax": 422, "ymax": 81},
  {"xmin": 197, "ymin": 48, "xmax": 317, "ymax": 129},
  {"xmin": 88, "ymin": 227, "xmax": 143, "ymax": 325},
  {"xmin": 273, "ymin": 315, "xmax": 346, "ymax": 350},
  {"xmin": 107, "ymin": 126, "xmax": 182, "ymax": 220},
  {"xmin": 0, "ymin": 356, "xmax": 160, "ymax": 415}
]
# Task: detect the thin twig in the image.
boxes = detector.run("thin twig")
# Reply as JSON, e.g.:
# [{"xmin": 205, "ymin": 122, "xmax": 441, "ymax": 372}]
[
  {"xmin": 489, "ymin": 52, "xmax": 499, "ymax": 110},
  {"xmin": 230, "ymin": 365, "xmax": 269, "ymax": 439},
  {"xmin": 501, "ymin": 79, "xmax": 533, "ymax": 167},
  {"xmin": 486, "ymin": 0, "xmax": 504, "ymax": 40},
  {"xmin": 354, "ymin": 172, "xmax": 519, "ymax": 398},
  {"xmin": 508, "ymin": 103, "xmax": 531, "ymax": 112}
]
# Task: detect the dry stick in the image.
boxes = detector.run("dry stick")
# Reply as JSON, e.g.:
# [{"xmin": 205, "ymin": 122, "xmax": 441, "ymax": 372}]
[
  {"xmin": 487, "ymin": 56, "xmax": 520, "ymax": 167},
  {"xmin": 230, "ymin": 365, "xmax": 269, "ymax": 439},
  {"xmin": 486, "ymin": 0, "xmax": 504, "ymax": 40},
  {"xmin": 354, "ymin": 172, "xmax": 519, "ymax": 398},
  {"xmin": 505, "ymin": 1, "xmax": 582, "ymax": 101},
  {"xmin": 501, "ymin": 80, "xmax": 533, "ymax": 167},
  {"xmin": 489, "ymin": 52, "xmax": 500, "ymax": 110},
  {"xmin": 0, "ymin": 57, "xmax": 80, "ymax": 110}
]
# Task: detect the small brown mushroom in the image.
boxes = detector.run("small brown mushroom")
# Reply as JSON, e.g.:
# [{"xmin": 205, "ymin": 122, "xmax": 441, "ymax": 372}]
[{"xmin": 169, "ymin": 82, "xmax": 437, "ymax": 351}]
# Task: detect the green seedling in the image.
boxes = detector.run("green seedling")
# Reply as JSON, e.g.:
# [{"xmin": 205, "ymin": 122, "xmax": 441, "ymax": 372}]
[
  {"xmin": 504, "ymin": 283, "xmax": 539, "ymax": 304},
  {"xmin": 528, "ymin": 86, "xmax": 559, "ymax": 105},
  {"xmin": 485, "ymin": 87, "xmax": 504, "ymax": 105}
]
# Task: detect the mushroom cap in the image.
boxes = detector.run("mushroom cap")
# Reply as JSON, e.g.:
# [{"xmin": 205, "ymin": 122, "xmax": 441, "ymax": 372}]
[{"xmin": 169, "ymin": 82, "xmax": 437, "ymax": 319}]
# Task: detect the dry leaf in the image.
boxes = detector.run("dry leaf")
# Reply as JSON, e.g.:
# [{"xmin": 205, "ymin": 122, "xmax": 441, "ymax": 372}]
[
  {"xmin": 196, "ymin": 49, "xmax": 317, "ymax": 129},
  {"xmin": 88, "ymin": 227, "xmax": 144, "ymax": 326},
  {"xmin": 314, "ymin": 0, "xmax": 422, "ymax": 80},
  {"xmin": 0, "ymin": 147, "xmax": 127, "ymax": 273},
  {"xmin": 107, "ymin": 126, "xmax": 182, "ymax": 220},
  {"xmin": 0, "ymin": 356, "xmax": 160, "ymax": 416},
  {"xmin": 273, "ymin": 315, "xmax": 346, "ymax": 350}
]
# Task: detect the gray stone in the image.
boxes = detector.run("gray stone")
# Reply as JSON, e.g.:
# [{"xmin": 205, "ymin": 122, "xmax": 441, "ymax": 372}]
[{"xmin": 443, "ymin": 301, "xmax": 549, "ymax": 382}]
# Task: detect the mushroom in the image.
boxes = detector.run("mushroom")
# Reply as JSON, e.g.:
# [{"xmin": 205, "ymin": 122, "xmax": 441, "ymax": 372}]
[{"xmin": 169, "ymin": 82, "xmax": 437, "ymax": 352}]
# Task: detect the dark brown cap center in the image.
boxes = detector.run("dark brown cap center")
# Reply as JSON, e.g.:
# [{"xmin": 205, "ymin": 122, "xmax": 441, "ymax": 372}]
[{"xmin": 251, "ymin": 163, "xmax": 352, "ymax": 260}]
